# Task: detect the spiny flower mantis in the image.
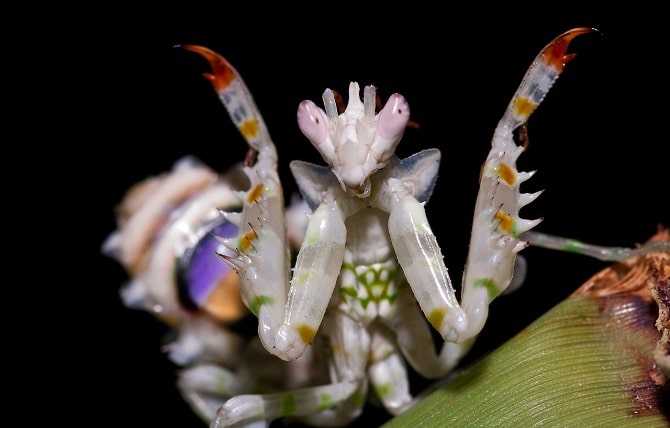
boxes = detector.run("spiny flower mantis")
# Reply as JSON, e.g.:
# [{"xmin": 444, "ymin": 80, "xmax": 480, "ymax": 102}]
[{"xmin": 103, "ymin": 27, "xmax": 668, "ymax": 427}]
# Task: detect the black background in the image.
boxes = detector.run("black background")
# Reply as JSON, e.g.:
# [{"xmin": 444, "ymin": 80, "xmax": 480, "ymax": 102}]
[{"xmin": 86, "ymin": 11, "xmax": 668, "ymax": 428}]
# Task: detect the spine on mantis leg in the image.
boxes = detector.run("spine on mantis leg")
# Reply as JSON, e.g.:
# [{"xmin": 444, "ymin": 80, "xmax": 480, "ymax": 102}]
[
  {"xmin": 459, "ymin": 27, "xmax": 597, "ymax": 338},
  {"xmin": 181, "ymin": 45, "xmax": 290, "ymax": 339}
]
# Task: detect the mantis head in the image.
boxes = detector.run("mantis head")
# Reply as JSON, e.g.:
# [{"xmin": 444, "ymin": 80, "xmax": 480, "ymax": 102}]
[{"xmin": 297, "ymin": 82, "xmax": 410, "ymax": 198}]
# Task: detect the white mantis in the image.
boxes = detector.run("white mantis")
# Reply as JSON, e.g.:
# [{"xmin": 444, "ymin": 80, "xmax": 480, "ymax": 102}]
[
  {"xmin": 104, "ymin": 27, "xmax": 669, "ymax": 427},
  {"xmin": 182, "ymin": 26, "xmax": 586, "ymax": 426}
]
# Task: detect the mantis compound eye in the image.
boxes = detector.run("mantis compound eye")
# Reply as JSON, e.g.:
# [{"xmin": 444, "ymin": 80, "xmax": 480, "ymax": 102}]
[
  {"xmin": 376, "ymin": 93, "xmax": 410, "ymax": 140},
  {"xmin": 177, "ymin": 216, "xmax": 245, "ymax": 322},
  {"xmin": 371, "ymin": 93, "xmax": 410, "ymax": 164},
  {"xmin": 297, "ymin": 99, "xmax": 334, "ymax": 164}
]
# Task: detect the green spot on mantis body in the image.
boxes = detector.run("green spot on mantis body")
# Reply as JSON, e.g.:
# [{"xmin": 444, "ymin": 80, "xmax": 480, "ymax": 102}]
[
  {"xmin": 318, "ymin": 393, "xmax": 334, "ymax": 411},
  {"xmin": 250, "ymin": 295, "xmax": 274, "ymax": 316},
  {"xmin": 280, "ymin": 393, "xmax": 297, "ymax": 416},
  {"xmin": 474, "ymin": 278, "xmax": 500, "ymax": 301},
  {"xmin": 374, "ymin": 382, "xmax": 393, "ymax": 399},
  {"xmin": 339, "ymin": 286, "xmax": 358, "ymax": 298},
  {"xmin": 387, "ymin": 291, "xmax": 399, "ymax": 303},
  {"xmin": 564, "ymin": 239, "xmax": 584, "ymax": 253},
  {"xmin": 352, "ymin": 391, "xmax": 367, "ymax": 406}
]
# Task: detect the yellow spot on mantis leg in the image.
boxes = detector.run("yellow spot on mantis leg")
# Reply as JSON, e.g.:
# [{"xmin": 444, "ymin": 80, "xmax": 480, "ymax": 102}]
[
  {"xmin": 513, "ymin": 96, "xmax": 538, "ymax": 119},
  {"xmin": 495, "ymin": 209, "xmax": 516, "ymax": 236},
  {"xmin": 247, "ymin": 183, "xmax": 263, "ymax": 204},
  {"xmin": 238, "ymin": 229, "xmax": 257, "ymax": 252},
  {"xmin": 498, "ymin": 163, "xmax": 516, "ymax": 185},
  {"xmin": 330, "ymin": 343, "xmax": 342, "ymax": 355},
  {"xmin": 427, "ymin": 308, "xmax": 445, "ymax": 331},
  {"xmin": 297, "ymin": 324, "xmax": 316, "ymax": 344},
  {"xmin": 239, "ymin": 119, "xmax": 259, "ymax": 140}
]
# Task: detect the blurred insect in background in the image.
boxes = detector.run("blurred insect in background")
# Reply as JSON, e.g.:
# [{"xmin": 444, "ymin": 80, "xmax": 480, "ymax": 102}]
[
  {"xmin": 103, "ymin": 27, "xmax": 668, "ymax": 427},
  {"xmin": 102, "ymin": 156, "xmax": 318, "ymax": 422}
]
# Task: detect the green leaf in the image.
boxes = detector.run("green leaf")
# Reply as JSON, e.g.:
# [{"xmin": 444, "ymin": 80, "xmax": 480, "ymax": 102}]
[{"xmin": 385, "ymin": 232, "xmax": 669, "ymax": 427}]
